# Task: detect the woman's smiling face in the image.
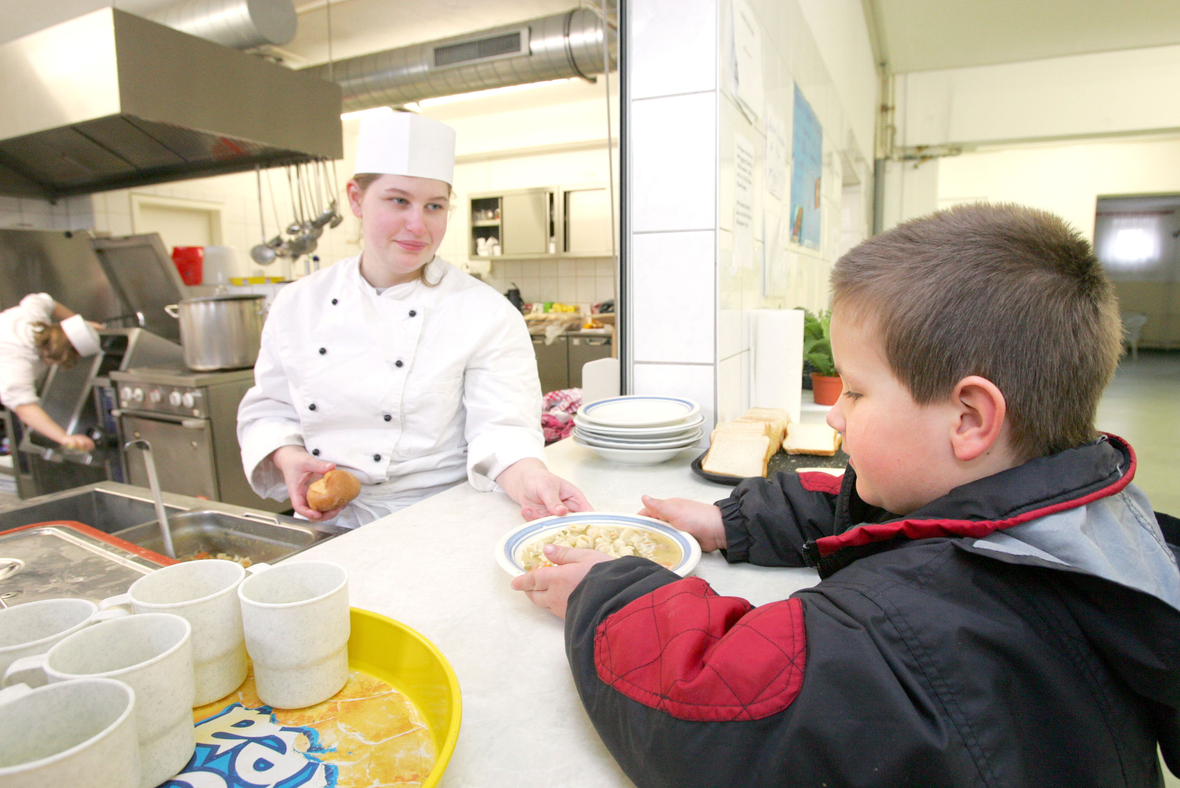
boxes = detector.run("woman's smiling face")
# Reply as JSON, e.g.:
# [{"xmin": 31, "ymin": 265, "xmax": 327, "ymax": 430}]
[{"xmin": 348, "ymin": 173, "xmax": 450, "ymax": 287}]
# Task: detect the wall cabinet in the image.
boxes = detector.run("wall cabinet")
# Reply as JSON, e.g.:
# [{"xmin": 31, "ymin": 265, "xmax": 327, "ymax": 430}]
[
  {"xmin": 563, "ymin": 187, "xmax": 614, "ymax": 257},
  {"xmin": 469, "ymin": 184, "xmax": 615, "ymax": 260},
  {"xmin": 470, "ymin": 188, "xmax": 557, "ymax": 259}
]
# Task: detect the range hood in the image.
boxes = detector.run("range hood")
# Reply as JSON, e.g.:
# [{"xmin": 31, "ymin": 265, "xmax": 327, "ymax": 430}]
[{"xmin": 0, "ymin": 7, "xmax": 342, "ymax": 200}]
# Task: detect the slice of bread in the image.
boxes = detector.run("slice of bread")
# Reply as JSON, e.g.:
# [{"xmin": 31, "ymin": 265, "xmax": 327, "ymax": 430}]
[
  {"xmin": 702, "ymin": 431, "xmax": 771, "ymax": 478},
  {"xmin": 782, "ymin": 423, "xmax": 842, "ymax": 456}
]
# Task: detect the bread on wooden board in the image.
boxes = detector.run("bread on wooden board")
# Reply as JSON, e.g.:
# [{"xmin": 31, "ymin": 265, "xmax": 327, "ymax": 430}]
[
  {"xmin": 306, "ymin": 469, "xmax": 362, "ymax": 511},
  {"xmin": 702, "ymin": 431, "xmax": 771, "ymax": 478},
  {"xmin": 782, "ymin": 424, "xmax": 842, "ymax": 456}
]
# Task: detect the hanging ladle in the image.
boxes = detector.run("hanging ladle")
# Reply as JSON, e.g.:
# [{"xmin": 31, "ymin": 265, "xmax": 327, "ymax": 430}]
[{"xmin": 250, "ymin": 165, "xmax": 278, "ymax": 266}]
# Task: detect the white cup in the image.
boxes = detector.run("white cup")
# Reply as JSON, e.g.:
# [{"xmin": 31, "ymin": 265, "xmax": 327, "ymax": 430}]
[
  {"xmin": 3, "ymin": 613, "xmax": 196, "ymax": 788},
  {"xmin": 0, "ymin": 678, "xmax": 140, "ymax": 788},
  {"xmin": 100, "ymin": 559, "xmax": 249, "ymax": 706},
  {"xmin": 237, "ymin": 560, "xmax": 350, "ymax": 709},
  {"xmin": 0, "ymin": 598, "xmax": 128, "ymax": 683}
]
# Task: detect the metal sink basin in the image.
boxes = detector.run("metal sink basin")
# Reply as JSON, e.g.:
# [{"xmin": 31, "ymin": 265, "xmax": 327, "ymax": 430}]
[
  {"xmin": 0, "ymin": 483, "xmax": 346, "ymax": 571},
  {"xmin": 0, "ymin": 484, "xmax": 184, "ymax": 535},
  {"xmin": 112, "ymin": 510, "xmax": 329, "ymax": 565}
]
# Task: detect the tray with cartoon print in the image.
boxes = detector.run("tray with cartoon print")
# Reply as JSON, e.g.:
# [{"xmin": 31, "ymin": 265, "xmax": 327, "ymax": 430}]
[{"xmin": 168, "ymin": 608, "xmax": 461, "ymax": 788}]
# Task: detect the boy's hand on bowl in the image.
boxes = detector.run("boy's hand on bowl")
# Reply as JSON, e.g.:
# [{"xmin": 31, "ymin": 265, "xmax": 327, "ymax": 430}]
[
  {"xmin": 511, "ymin": 544, "xmax": 612, "ymax": 619},
  {"xmin": 639, "ymin": 496, "xmax": 727, "ymax": 552}
]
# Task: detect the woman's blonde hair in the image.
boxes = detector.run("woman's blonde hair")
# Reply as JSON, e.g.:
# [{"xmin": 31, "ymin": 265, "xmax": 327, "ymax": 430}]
[
  {"xmin": 351, "ymin": 173, "xmax": 456, "ymax": 288},
  {"xmin": 32, "ymin": 323, "xmax": 82, "ymax": 367}
]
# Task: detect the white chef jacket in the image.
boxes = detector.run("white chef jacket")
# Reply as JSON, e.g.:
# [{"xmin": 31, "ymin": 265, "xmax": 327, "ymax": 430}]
[
  {"xmin": 237, "ymin": 255, "xmax": 547, "ymax": 527},
  {"xmin": 0, "ymin": 293, "xmax": 55, "ymax": 409}
]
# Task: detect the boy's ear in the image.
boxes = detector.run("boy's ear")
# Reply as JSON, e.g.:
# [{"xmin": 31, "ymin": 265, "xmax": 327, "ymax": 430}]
[{"xmin": 950, "ymin": 376, "xmax": 1007, "ymax": 462}]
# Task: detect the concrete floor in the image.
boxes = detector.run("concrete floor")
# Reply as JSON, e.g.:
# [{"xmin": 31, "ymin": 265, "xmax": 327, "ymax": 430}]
[{"xmin": 1095, "ymin": 349, "xmax": 1180, "ymax": 516}]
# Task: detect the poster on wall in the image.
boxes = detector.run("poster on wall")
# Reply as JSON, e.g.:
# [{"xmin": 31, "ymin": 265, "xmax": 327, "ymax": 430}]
[
  {"xmin": 733, "ymin": 133, "xmax": 757, "ymax": 273},
  {"xmin": 731, "ymin": 0, "xmax": 764, "ymax": 122},
  {"xmin": 789, "ymin": 84, "xmax": 822, "ymax": 250}
]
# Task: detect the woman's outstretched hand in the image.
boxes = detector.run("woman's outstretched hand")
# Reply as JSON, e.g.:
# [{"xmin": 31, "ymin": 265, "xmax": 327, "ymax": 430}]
[{"xmin": 496, "ymin": 458, "xmax": 592, "ymax": 520}]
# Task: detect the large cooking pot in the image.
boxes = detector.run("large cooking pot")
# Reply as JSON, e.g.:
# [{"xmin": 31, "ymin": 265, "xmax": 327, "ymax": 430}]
[{"xmin": 165, "ymin": 295, "xmax": 265, "ymax": 371}]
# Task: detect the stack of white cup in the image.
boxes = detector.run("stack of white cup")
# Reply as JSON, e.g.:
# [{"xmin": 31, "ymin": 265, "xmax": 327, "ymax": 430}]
[{"xmin": 0, "ymin": 559, "xmax": 350, "ymax": 787}]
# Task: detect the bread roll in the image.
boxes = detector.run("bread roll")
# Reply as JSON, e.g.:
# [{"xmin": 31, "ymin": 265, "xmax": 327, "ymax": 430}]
[{"xmin": 306, "ymin": 469, "xmax": 362, "ymax": 511}]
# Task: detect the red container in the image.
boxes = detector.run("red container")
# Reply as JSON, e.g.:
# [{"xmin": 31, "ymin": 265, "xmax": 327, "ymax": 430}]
[{"xmin": 172, "ymin": 246, "xmax": 204, "ymax": 286}]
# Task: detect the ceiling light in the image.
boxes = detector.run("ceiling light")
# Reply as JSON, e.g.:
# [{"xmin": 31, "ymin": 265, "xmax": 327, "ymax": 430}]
[{"xmin": 404, "ymin": 78, "xmax": 576, "ymax": 110}]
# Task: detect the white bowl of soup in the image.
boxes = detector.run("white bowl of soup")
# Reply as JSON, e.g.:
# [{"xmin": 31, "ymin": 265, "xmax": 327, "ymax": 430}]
[{"xmin": 495, "ymin": 513, "xmax": 701, "ymax": 577}]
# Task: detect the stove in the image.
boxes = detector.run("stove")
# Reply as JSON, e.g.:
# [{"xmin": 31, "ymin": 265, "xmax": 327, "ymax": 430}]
[{"xmin": 109, "ymin": 366, "xmax": 283, "ymax": 513}]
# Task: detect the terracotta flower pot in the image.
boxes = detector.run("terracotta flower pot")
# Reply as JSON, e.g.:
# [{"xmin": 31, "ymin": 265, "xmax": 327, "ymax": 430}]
[{"xmin": 810, "ymin": 372, "xmax": 842, "ymax": 406}]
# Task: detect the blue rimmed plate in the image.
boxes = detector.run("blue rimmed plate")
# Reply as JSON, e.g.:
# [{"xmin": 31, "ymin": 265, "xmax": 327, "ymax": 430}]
[
  {"xmin": 576, "ymin": 396, "xmax": 701, "ymax": 428},
  {"xmin": 495, "ymin": 513, "xmax": 702, "ymax": 577}
]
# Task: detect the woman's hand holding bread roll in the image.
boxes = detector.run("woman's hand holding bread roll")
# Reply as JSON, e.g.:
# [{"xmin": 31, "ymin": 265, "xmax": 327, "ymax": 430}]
[
  {"xmin": 270, "ymin": 445, "xmax": 350, "ymax": 521},
  {"xmin": 307, "ymin": 469, "xmax": 362, "ymax": 512}
]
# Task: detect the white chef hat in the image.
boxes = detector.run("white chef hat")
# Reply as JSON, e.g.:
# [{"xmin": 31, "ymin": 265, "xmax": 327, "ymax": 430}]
[
  {"xmin": 60, "ymin": 315, "xmax": 101, "ymax": 357},
  {"xmin": 353, "ymin": 108, "xmax": 457, "ymax": 186}
]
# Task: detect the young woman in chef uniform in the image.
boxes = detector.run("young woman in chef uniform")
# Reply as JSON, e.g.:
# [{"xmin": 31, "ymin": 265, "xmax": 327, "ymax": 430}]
[
  {"xmin": 237, "ymin": 109, "xmax": 591, "ymax": 528},
  {"xmin": 0, "ymin": 293, "xmax": 102, "ymax": 453}
]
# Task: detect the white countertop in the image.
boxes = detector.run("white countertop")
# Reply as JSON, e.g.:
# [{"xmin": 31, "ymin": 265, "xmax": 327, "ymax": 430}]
[{"xmin": 289, "ymin": 438, "xmax": 822, "ymax": 787}]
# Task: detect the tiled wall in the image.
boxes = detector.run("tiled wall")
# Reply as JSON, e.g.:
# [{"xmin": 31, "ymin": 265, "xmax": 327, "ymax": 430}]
[
  {"xmin": 0, "ymin": 194, "xmax": 94, "ymax": 232},
  {"xmin": 480, "ymin": 258, "xmax": 617, "ymax": 307},
  {"xmin": 625, "ymin": 0, "xmax": 876, "ymax": 432}
]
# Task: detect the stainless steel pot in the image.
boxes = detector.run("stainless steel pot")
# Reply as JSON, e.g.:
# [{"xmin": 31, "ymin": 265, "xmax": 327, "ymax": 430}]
[{"xmin": 165, "ymin": 295, "xmax": 265, "ymax": 371}]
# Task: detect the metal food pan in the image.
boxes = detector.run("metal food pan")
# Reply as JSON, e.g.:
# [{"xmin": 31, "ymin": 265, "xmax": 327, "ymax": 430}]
[{"xmin": 111, "ymin": 510, "xmax": 329, "ymax": 565}]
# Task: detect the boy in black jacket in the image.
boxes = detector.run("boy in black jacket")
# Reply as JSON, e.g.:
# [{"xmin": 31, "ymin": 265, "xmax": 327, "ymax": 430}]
[{"xmin": 512, "ymin": 203, "xmax": 1180, "ymax": 788}]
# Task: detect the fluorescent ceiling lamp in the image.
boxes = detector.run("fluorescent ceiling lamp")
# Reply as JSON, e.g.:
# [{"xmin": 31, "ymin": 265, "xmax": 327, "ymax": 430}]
[
  {"xmin": 340, "ymin": 107, "xmax": 396, "ymax": 121},
  {"xmin": 404, "ymin": 78, "xmax": 575, "ymax": 110},
  {"xmin": 340, "ymin": 78, "xmax": 576, "ymax": 120}
]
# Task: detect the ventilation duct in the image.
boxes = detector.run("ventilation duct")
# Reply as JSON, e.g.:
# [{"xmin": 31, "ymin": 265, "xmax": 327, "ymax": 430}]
[
  {"xmin": 301, "ymin": 8, "xmax": 616, "ymax": 113},
  {"xmin": 147, "ymin": 0, "xmax": 297, "ymax": 50},
  {"xmin": 0, "ymin": 8, "xmax": 341, "ymax": 200}
]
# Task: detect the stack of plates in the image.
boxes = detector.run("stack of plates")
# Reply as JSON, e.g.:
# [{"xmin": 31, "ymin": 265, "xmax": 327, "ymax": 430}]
[{"xmin": 573, "ymin": 396, "xmax": 704, "ymax": 465}]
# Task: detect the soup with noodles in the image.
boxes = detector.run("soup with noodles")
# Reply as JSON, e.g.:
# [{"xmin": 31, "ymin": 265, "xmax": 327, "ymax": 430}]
[{"xmin": 520, "ymin": 522, "xmax": 682, "ymax": 570}]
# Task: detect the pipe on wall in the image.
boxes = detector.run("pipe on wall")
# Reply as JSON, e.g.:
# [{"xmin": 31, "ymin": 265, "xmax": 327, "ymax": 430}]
[{"xmin": 301, "ymin": 8, "xmax": 616, "ymax": 112}]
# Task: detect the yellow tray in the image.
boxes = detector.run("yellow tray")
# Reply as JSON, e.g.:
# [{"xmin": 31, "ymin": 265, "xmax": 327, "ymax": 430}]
[
  {"xmin": 349, "ymin": 608, "xmax": 461, "ymax": 787},
  {"xmin": 187, "ymin": 608, "xmax": 461, "ymax": 787}
]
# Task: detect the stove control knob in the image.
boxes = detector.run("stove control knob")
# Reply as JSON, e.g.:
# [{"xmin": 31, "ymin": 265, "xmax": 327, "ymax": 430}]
[
  {"xmin": 181, "ymin": 392, "xmax": 196, "ymax": 409},
  {"xmin": 148, "ymin": 389, "xmax": 162, "ymax": 404},
  {"xmin": 120, "ymin": 386, "xmax": 132, "ymax": 404},
  {"xmin": 131, "ymin": 388, "xmax": 144, "ymax": 404},
  {"xmin": 168, "ymin": 391, "xmax": 183, "ymax": 407}
]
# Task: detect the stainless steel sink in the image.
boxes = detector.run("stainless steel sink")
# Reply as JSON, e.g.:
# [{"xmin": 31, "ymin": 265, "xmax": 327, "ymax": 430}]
[
  {"xmin": 0, "ymin": 484, "xmax": 184, "ymax": 535},
  {"xmin": 0, "ymin": 482, "xmax": 346, "ymax": 572},
  {"xmin": 111, "ymin": 510, "xmax": 328, "ymax": 565}
]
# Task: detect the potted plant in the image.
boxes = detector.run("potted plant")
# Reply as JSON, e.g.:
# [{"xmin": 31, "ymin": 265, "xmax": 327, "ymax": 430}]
[{"xmin": 802, "ymin": 308, "xmax": 842, "ymax": 406}]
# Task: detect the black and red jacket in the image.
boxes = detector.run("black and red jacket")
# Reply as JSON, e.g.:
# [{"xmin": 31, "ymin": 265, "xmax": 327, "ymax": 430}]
[{"xmin": 565, "ymin": 436, "xmax": 1180, "ymax": 787}]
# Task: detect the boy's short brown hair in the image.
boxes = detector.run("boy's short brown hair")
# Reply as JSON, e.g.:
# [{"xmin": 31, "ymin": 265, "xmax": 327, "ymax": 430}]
[
  {"xmin": 831, "ymin": 202, "xmax": 1122, "ymax": 461},
  {"xmin": 32, "ymin": 322, "xmax": 82, "ymax": 367}
]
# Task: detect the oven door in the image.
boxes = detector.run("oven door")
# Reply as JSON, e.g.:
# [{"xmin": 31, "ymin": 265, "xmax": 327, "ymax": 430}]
[{"xmin": 119, "ymin": 413, "xmax": 217, "ymax": 500}]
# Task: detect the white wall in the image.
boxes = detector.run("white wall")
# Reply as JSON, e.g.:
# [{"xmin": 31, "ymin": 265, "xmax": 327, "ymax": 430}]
[
  {"xmin": 936, "ymin": 137, "xmax": 1180, "ymax": 242},
  {"xmin": 625, "ymin": 0, "xmax": 878, "ymax": 427},
  {"xmin": 898, "ymin": 44, "xmax": 1180, "ymax": 147},
  {"xmin": 885, "ymin": 45, "xmax": 1180, "ymax": 229}
]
